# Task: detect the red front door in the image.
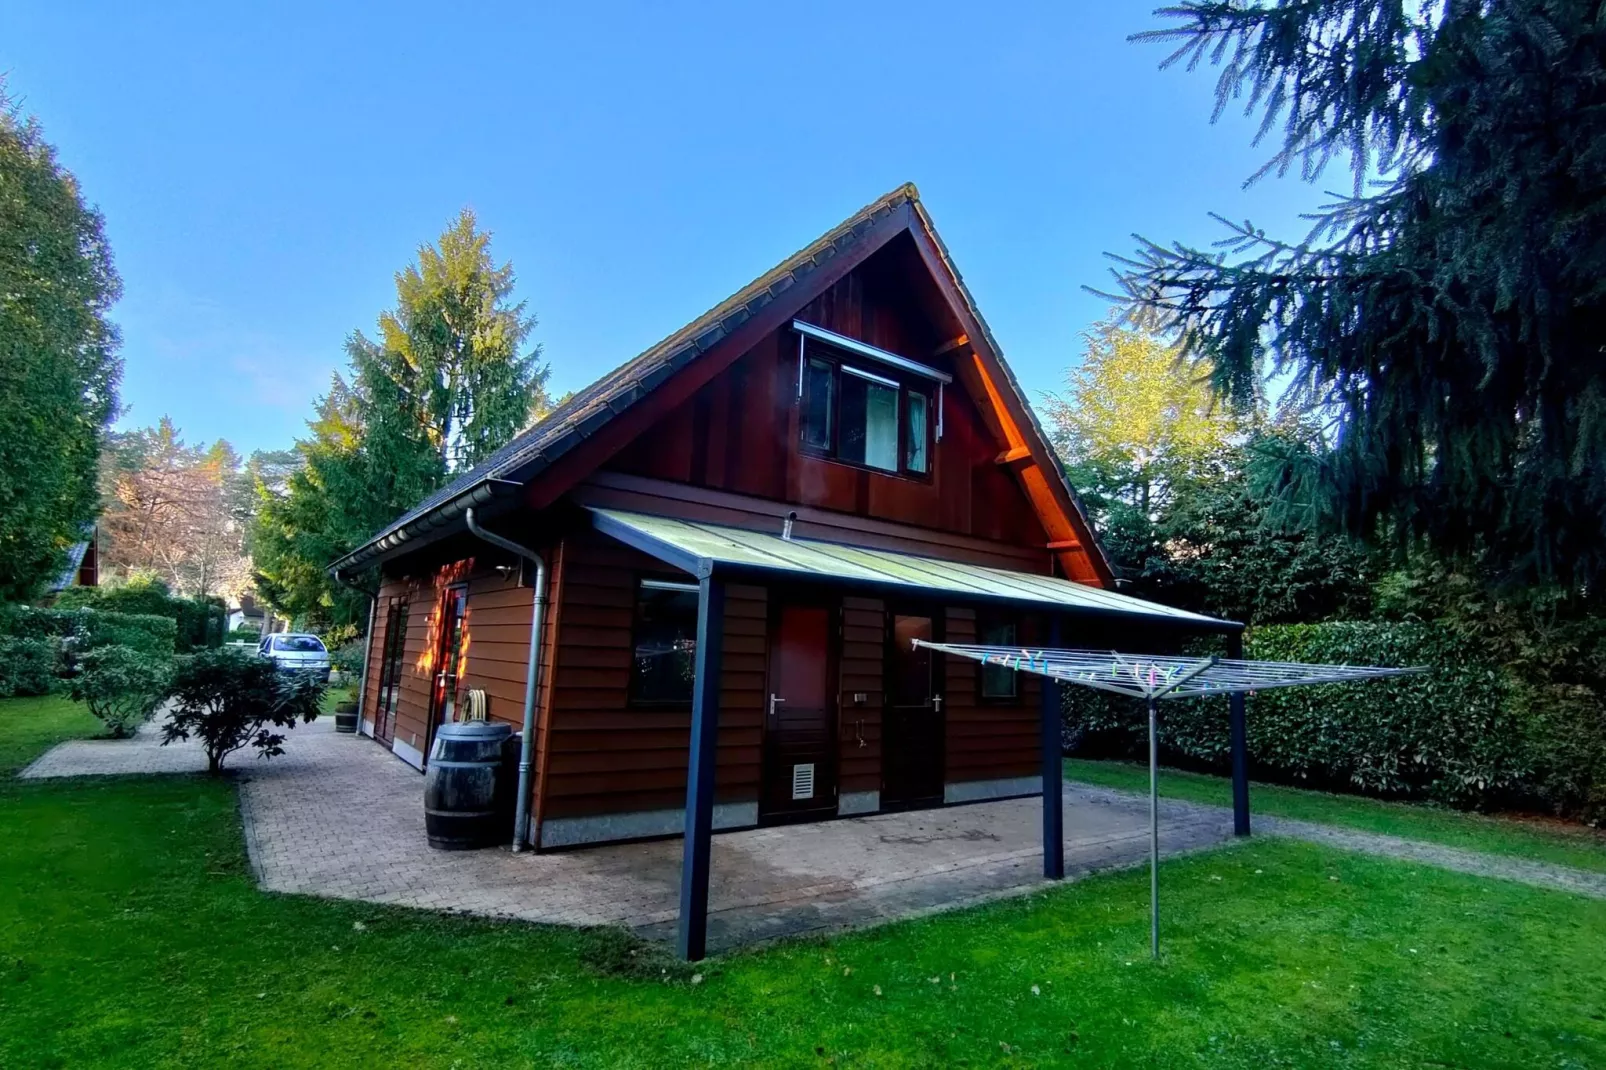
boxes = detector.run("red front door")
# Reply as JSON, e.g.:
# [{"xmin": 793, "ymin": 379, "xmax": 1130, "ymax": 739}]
[
  {"xmin": 423, "ymin": 585, "xmax": 468, "ymax": 763},
  {"xmin": 761, "ymin": 602, "xmax": 837, "ymax": 821}
]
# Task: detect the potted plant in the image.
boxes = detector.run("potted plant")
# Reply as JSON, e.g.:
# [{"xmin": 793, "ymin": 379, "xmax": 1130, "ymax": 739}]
[{"xmin": 333, "ymin": 697, "xmax": 359, "ymax": 734}]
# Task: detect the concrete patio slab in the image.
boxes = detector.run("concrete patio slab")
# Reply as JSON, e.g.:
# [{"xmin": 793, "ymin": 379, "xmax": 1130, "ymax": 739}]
[{"xmin": 23, "ymin": 718, "xmax": 1238, "ymax": 953}]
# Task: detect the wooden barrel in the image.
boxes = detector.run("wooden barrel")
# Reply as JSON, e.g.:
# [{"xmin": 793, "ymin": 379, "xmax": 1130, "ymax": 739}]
[{"xmin": 424, "ymin": 721, "xmax": 514, "ymax": 850}]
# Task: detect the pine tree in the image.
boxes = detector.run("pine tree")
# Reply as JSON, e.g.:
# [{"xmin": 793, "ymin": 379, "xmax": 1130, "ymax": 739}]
[
  {"xmin": 1112, "ymin": 1, "xmax": 1606, "ymax": 589},
  {"xmin": 350, "ymin": 208, "xmax": 549, "ymax": 473},
  {"xmin": 250, "ymin": 211, "xmax": 549, "ymax": 630}
]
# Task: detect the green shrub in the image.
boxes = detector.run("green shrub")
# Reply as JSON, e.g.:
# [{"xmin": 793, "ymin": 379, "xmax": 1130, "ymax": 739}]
[
  {"xmin": 56, "ymin": 577, "xmax": 226, "ymax": 651},
  {"xmin": 228, "ymin": 625, "xmax": 263, "ymax": 641},
  {"xmin": 0, "ymin": 603, "xmax": 80, "ymax": 641},
  {"xmin": 0, "ymin": 636, "xmax": 59, "ymax": 697},
  {"xmin": 69, "ymin": 646, "xmax": 172, "ymax": 738},
  {"xmin": 330, "ymin": 639, "xmax": 365, "ymax": 676},
  {"xmin": 81, "ymin": 612, "xmax": 177, "ymax": 656},
  {"xmin": 0, "ymin": 604, "xmax": 177, "ymax": 657},
  {"xmin": 163, "ymin": 649, "xmax": 323, "ymax": 773},
  {"xmin": 1064, "ymin": 621, "xmax": 1528, "ymax": 808}
]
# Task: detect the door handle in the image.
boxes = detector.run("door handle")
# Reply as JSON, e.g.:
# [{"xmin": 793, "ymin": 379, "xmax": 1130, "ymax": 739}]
[
  {"xmin": 932, "ymin": 695, "xmax": 944, "ymax": 713},
  {"xmin": 769, "ymin": 694, "xmax": 786, "ymax": 717}
]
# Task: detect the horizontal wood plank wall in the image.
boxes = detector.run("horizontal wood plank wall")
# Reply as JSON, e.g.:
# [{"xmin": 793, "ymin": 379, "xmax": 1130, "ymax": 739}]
[
  {"xmin": 541, "ymin": 530, "xmax": 766, "ymax": 821},
  {"xmin": 601, "ymin": 260, "xmax": 1052, "ymax": 556},
  {"xmin": 838, "ymin": 597, "xmax": 885, "ymax": 795},
  {"xmin": 530, "ymin": 538, "xmax": 566, "ymax": 836},
  {"xmin": 460, "ymin": 568, "xmax": 533, "ymax": 731},
  {"xmin": 944, "ymin": 607, "xmax": 1041, "ymax": 784}
]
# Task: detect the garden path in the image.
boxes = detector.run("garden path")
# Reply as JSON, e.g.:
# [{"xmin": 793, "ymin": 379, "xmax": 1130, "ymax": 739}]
[{"xmin": 1070, "ymin": 783, "xmax": 1606, "ymax": 900}]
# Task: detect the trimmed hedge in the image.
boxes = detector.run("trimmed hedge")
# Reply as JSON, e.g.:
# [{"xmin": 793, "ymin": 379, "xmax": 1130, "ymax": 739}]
[
  {"xmin": 0, "ymin": 605, "xmax": 177, "ymax": 658},
  {"xmin": 55, "ymin": 584, "xmax": 225, "ymax": 651},
  {"xmin": 1064, "ymin": 621, "xmax": 1535, "ymax": 809},
  {"xmin": 0, "ymin": 636, "xmax": 58, "ymax": 697}
]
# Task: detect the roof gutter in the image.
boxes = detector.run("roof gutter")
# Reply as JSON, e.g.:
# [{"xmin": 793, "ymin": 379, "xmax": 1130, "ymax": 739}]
[
  {"xmin": 463, "ymin": 507, "xmax": 548, "ymax": 853},
  {"xmin": 328, "ymin": 477, "xmax": 522, "ymax": 575}
]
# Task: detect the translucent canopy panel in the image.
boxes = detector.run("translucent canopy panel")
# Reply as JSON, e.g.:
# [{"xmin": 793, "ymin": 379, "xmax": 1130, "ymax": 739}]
[
  {"xmin": 913, "ymin": 642, "xmax": 1424, "ymax": 699},
  {"xmin": 588, "ymin": 509, "xmax": 1236, "ymax": 630}
]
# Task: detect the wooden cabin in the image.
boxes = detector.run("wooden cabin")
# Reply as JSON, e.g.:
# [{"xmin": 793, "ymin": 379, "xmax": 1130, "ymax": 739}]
[{"xmin": 332, "ymin": 184, "xmax": 1231, "ymax": 857}]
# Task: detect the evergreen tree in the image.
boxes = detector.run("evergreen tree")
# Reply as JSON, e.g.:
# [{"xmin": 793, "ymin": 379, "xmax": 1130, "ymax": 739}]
[
  {"xmin": 250, "ymin": 379, "xmax": 373, "ymax": 630},
  {"xmin": 251, "ymin": 211, "xmax": 549, "ymax": 630},
  {"xmin": 1113, "ymin": 1, "xmax": 1606, "ymax": 589},
  {"xmin": 0, "ymin": 85, "xmax": 121, "ymax": 600},
  {"xmin": 349, "ymin": 207, "xmax": 549, "ymax": 473}
]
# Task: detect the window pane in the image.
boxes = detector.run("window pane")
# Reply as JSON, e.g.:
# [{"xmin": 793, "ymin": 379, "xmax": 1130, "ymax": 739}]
[
  {"xmin": 801, "ymin": 358, "xmax": 834, "ymax": 451},
  {"xmin": 906, "ymin": 391, "xmax": 929, "ymax": 473},
  {"xmin": 840, "ymin": 370, "xmax": 899, "ymax": 472},
  {"xmin": 631, "ymin": 582, "xmax": 699, "ymax": 704},
  {"xmin": 980, "ymin": 620, "xmax": 1018, "ymax": 699}
]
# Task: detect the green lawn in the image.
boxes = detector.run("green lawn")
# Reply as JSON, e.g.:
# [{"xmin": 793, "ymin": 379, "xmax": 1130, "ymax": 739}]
[
  {"xmin": 3, "ymin": 701, "xmax": 1605, "ymax": 1067},
  {"xmin": 0, "ymin": 693, "xmax": 103, "ymax": 775},
  {"xmin": 319, "ymin": 682, "xmax": 356, "ymax": 715},
  {"xmin": 1067, "ymin": 757, "xmax": 1606, "ymax": 874}
]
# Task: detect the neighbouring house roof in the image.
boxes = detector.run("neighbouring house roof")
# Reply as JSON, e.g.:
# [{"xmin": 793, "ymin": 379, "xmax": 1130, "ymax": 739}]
[
  {"xmin": 590, "ymin": 508, "xmax": 1235, "ymax": 631},
  {"xmin": 328, "ymin": 184, "xmax": 1113, "ymax": 582},
  {"xmin": 46, "ymin": 536, "xmax": 94, "ymax": 593}
]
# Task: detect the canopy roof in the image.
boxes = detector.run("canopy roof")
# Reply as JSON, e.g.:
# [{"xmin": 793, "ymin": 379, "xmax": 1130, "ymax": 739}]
[
  {"xmin": 589, "ymin": 508, "xmax": 1236, "ymax": 630},
  {"xmin": 915, "ymin": 641, "xmax": 1423, "ymax": 699}
]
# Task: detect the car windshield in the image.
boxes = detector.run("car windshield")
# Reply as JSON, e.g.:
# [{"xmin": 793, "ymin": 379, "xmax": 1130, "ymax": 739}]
[{"xmin": 274, "ymin": 636, "xmax": 326, "ymax": 653}]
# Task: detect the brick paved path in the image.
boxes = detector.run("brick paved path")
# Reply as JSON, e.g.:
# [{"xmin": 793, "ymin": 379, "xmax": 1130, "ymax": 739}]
[{"xmin": 22, "ymin": 719, "xmax": 1236, "ymax": 952}]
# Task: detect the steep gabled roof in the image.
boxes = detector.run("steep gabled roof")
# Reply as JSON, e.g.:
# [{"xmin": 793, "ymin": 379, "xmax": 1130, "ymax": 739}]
[{"xmin": 329, "ymin": 185, "xmax": 1113, "ymax": 584}]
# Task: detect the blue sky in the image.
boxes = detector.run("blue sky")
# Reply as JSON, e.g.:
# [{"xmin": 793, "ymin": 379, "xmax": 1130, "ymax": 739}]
[{"xmin": 3, "ymin": 2, "xmax": 1333, "ymax": 457}]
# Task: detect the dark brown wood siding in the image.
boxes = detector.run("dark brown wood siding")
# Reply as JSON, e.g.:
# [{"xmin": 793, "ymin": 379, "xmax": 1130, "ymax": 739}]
[
  {"xmin": 943, "ymin": 607, "xmax": 1042, "ymax": 785},
  {"xmin": 838, "ymin": 596, "xmax": 884, "ymax": 795},
  {"xmin": 537, "ymin": 529, "xmax": 767, "ymax": 824},
  {"xmin": 601, "ymin": 265, "xmax": 1052, "ymax": 556}
]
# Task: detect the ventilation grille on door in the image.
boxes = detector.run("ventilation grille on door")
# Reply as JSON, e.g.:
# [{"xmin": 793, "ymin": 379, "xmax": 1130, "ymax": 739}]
[{"xmin": 791, "ymin": 763, "xmax": 816, "ymax": 801}]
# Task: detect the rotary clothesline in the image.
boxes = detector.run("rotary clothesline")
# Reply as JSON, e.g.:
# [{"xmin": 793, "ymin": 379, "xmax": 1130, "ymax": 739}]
[
  {"xmin": 914, "ymin": 641, "xmax": 1424, "ymax": 699},
  {"xmin": 912, "ymin": 639, "xmax": 1424, "ymax": 959}
]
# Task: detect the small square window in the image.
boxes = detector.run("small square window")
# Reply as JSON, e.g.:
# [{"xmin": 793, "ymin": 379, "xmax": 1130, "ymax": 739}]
[
  {"xmin": 980, "ymin": 620, "xmax": 1018, "ymax": 700},
  {"xmin": 630, "ymin": 579, "xmax": 700, "ymax": 706}
]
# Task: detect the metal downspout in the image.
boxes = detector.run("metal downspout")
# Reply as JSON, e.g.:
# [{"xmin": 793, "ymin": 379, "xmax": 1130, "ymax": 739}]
[
  {"xmin": 464, "ymin": 507, "xmax": 548, "ymax": 853},
  {"xmin": 332, "ymin": 570, "xmax": 379, "ymax": 736}
]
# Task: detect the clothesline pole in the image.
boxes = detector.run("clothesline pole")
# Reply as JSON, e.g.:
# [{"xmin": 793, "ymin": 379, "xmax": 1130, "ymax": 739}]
[{"xmin": 1148, "ymin": 695, "xmax": 1160, "ymax": 960}]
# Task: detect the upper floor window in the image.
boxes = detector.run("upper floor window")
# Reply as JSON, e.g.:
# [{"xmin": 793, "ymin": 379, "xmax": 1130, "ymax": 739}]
[{"xmin": 800, "ymin": 348, "xmax": 932, "ymax": 478}]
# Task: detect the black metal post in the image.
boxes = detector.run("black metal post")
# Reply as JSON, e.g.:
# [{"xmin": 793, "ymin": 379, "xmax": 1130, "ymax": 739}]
[
  {"xmin": 676, "ymin": 576, "xmax": 725, "ymax": 962},
  {"xmin": 1226, "ymin": 629, "xmax": 1250, "ymax": 837},
  {"xmin": 1040, "ymin": 616, "xmax": 1063, "ymax": 879}
]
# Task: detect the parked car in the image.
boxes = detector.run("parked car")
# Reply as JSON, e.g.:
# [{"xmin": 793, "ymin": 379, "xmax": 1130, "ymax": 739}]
[{"xmin": 257, "ymin": 633, "xmax": 331, "ymax": 681}]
